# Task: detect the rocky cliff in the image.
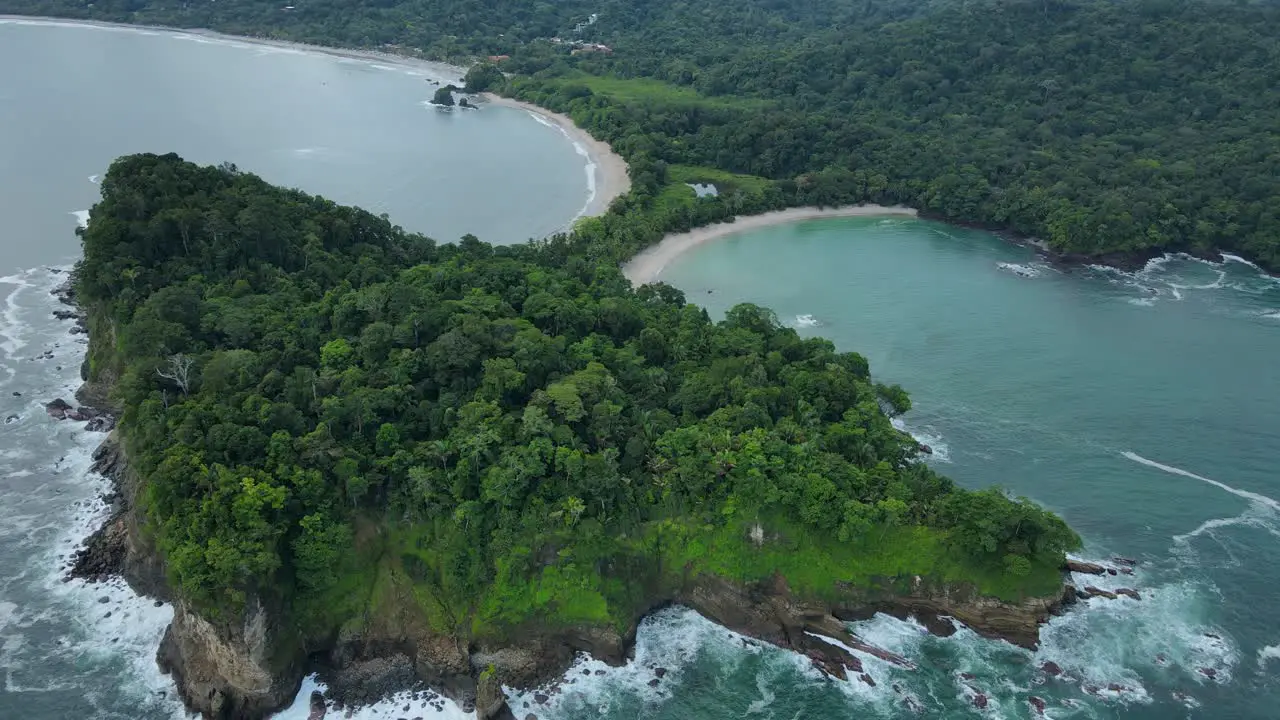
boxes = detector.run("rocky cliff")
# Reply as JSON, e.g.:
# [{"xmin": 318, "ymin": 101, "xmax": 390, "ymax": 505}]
[{"xmin": 70, "ymin": 425, "xmax": 1076, "ymax": 719}]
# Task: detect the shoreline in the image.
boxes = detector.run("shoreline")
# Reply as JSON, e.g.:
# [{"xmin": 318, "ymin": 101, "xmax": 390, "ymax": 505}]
[
  {"xmin": 481, "ymin": 93, "xmax": 632, "ymax": 220},
  {"xmin": 623, "ymin": 205, "xmax": 917, "ymax": 285},
  {"xmin": 0, "ymin": 15, "xmax": 631, "ymax": 222},
  {"xmin": 0, "ymin": 15, "xmax": 466, "ymax": 84}
]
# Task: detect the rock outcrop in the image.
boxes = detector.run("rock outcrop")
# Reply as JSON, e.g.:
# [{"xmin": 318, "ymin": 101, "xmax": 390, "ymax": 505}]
[
  {"xmin": 67, "ymin": 433, "xmax": 168, "ymax": 596},
  {"xmin": 157, "ymin": 599, "xmax": 305, "ymax": 719}
]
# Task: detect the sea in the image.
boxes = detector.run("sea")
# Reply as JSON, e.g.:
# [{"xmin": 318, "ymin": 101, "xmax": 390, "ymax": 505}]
[{"xmin": 3, "ymin": 19, "xmax": 1279, "ymax": 720}]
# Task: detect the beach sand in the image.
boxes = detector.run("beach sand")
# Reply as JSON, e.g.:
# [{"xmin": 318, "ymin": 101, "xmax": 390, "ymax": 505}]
[
  {"xmin": 1, "ymin": 17, "xmax": 633, "ymax": 224},
  {"xmin": 0, "ymin": 16, "xmax": 468, "ymax": 83},
  {"xmin": 623, "ymin": 205, "xmax": 918, "ymax": 285},
  {"xmin": 482, "ymin": 94, "xmax": 632, "ymax": 219}
]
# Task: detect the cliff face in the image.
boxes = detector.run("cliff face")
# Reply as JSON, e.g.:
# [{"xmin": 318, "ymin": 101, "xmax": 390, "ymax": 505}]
[
  {"xmin": 75, "ymin": 430, "xmax": 1072, "ymax": 719},
  {"xmin": 157, "ymin": 599, "xmax": 305, "ymax": 719}
]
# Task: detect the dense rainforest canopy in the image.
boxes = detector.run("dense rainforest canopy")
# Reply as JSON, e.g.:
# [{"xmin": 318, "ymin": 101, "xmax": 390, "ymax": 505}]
[
  {"xmin": 7, "ymin": 0, "xmax": 1280, "ymax": 269},
  {"xmin": 76, "ymin": 154, "xmax": 1076, "ymax": 635}
]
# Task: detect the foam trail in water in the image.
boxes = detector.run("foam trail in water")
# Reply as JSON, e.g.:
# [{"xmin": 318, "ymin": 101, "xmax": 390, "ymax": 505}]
[
  {"xmin": 1122, "ymin": 451, "xmax": 1280, "ymax": 512},
  {"xmin": 1, "ymin": 270, "xmax": 32, "ymax": 359},
  {"xmin": 1259, "ymin": 645, "xmax": 1280, "ymax": 670},
  {"xmin": 71, "ymin": 209, "xmax": 90, "ymax": 229}
]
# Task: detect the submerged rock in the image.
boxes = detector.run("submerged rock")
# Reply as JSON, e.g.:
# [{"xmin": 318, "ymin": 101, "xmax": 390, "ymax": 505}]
[
  {"xmin": 1040, "ymin": 661, "xmax": 1062, "ymax": 676},
  {"xmin": 1029, "ymin": 696, "xmax": 1046, "ymax": 715}
]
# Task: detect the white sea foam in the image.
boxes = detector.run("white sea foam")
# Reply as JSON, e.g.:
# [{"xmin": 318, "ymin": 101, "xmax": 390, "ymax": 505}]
[
  {"xmin": 0, "ymin": 600, "xmax": 17, "ymax": 632},
  {"xmin": 507, "ymin": 607, "xmax": 731, "ymax": 716},
  {"xmin": 1037, "ymin": 579, "xmax": 1234, "ymax": 702},
  {"xmin": 1260, "ymin": 310, "xmax": 1280, "ymax": 321},
  {"xmin": 1, "ymin": 270, "xmax": 32, "ymax": 359},
  {"xmin": 519, "ymin": 110, "xmax": 597, "ymax": 224},
  {"xmin": 1122, "ymin": 451, "xmax": 1280, "ymax": 512},
  {"xmin": 71, "ymin": 209, "xmax": 90, "ymax": 229},
  {"xmin": 891, "ymin": 416, "xmax": 952, "ymax": 463},
  {"xmin": 274, "ymin": 676, "xmax": 469, "ymax": 719},
  {"xmin": 87, "ymin": 174, "xmax": 99, "ymax": 184},
  {"xmin": 1221, "ymin": 253, "xmax": 1262, "ymax": 270},
  {"xmin": 1258, "ymin": 644, "xmax": 1280, "ymax": 669},
  {"xmin": 996, "ymin": 261, "xmax": 1041, "ymax": 278},
  {"xmin": 793, "ymin": 313, "xmax": 820, "ymax": 328},
  {"xmin": 1126, "ymin": 297, "xmax": 1156, "ymax": 307}
]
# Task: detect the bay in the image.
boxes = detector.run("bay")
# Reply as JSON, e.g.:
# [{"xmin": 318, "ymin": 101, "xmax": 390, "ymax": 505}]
[{"xmin": 569, "ymin": 215, "xmax": 1280, "ymax": 719}]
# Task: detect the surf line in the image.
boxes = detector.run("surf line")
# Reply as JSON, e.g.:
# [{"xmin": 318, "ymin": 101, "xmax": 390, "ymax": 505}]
[{"xmin": 1121, "ymin": 451, "xmax": 1280, "ymax": 512}]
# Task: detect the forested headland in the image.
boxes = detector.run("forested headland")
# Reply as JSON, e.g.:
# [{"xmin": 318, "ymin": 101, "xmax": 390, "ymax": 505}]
[
  {"xmin": 76, "ymin": 153, "xmax": 1077, "ymax": 652},
  {"xmin": 6, "ymin": 0, "xmax": 1280, "ymax": 269}
]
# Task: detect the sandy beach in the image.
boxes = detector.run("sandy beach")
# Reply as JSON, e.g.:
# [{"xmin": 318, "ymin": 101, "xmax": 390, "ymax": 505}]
[
  {"xmin": 482, "ymin": 94, "xmax": 632, "ymax": 219},
  {"xmin": 623, "ymin": 205, "xmax": 918, "ymax": 285},
  {"xmin": 0, "ymin": 16, "xmax": 468, "ymax": 82},
  {"xmin": 1, "ymin": 16, "xmax": 633, "ymax": 221}
]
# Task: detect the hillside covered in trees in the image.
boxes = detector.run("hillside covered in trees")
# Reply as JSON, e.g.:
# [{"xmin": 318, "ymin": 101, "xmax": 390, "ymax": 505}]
[
  {"xmin": 77, "ymin": 154, "xmax": 1077, "ymax": 643},
  {"xmin": 7, "ymin": 0, "xmax": 1280, "ymax": 269}
]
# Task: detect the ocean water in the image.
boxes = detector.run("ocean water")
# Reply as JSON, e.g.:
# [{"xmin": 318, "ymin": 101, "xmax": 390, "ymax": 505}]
[{"xmin": 0, "ymin": 19, "xmax": 588, "ymax": 720}]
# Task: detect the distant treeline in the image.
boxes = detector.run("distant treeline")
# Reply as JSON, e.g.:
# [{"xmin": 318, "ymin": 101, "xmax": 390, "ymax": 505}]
[{"xmin": 6, "ymin": 0, "xmax": 1280, "ymax": 269}]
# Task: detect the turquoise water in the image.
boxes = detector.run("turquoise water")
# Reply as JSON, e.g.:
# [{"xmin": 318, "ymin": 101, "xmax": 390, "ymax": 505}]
[{"xmin": 509, "ymin": 218, "xmax": 1280, "ymax": 719}]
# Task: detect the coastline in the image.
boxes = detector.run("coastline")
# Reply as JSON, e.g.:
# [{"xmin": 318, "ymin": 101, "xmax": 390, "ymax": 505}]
[
  {"xmin": 623, "ymin": 205, "xmax": 917, "ymax": 285},
  {"xmin": 0, "ymin": 15, "xmax": 466, "ymax": 84},
  {"xmin": 481, "ymin": 93, "xmax": 632, "ymax": 220},
  {"xmin": 0, "ymin": 15, "xmax": 632, "ymax": 222}
]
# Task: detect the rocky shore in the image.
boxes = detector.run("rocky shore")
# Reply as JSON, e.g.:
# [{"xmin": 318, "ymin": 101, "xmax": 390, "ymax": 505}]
[
  {"xmin": 65, "ymin": 431, "xmax": 1092, "ymax": 720},
  {"xmin": 61, "ymin": 403, "xmax": 1148, "ymax": 720}
]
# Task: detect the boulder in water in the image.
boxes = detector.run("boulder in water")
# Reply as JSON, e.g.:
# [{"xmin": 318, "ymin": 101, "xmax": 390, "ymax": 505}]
[
  {"xmin": 1064, "ymin": 559, "xmax": 1107, "ymax": 575},
  {"xmin": 1029, "ymin": 696, "xmax": 1046, "ymax": 715},
  {"xmin": 859, "ymin": 673, "xmax": 876, "ymax": 687},
  {"xmin": 972, "ymin": 692, "xmax": 988, "ymax": 709},
  {"xmin": 1115, "ymin": 588, "xmax": 1141, "ymax": 600},
  {"xmin": 45, "ymin": 398, "xmax": 73, "ymax": 419},
  {"xmin": 1040, "ymin": 661, "xmax": 1062, "ymax": 676},
  {"xmin": 1082, "ymin": 586, "xmax": 1118, "ymax": 600}
]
